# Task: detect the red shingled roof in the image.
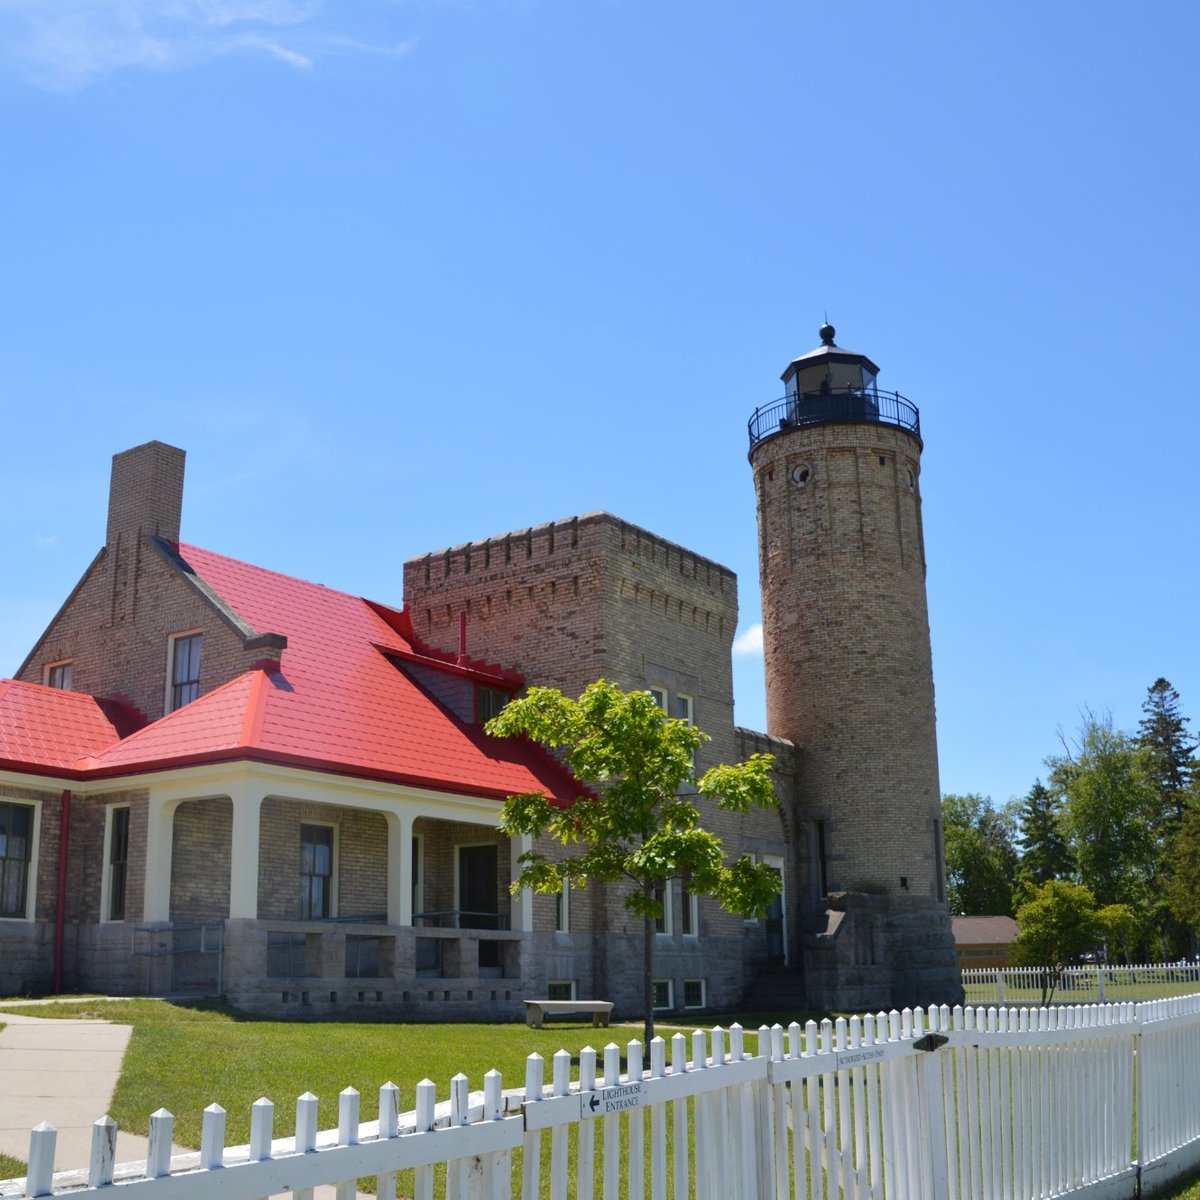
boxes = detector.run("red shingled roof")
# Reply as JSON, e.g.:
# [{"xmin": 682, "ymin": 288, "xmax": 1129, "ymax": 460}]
[
  {"xmin": 1, "ymin": 544, "xmax": 579, "ymax": 803},
  {"xmin": 0, "ymin": 681, "xmax": 137, "ymax": 772}
]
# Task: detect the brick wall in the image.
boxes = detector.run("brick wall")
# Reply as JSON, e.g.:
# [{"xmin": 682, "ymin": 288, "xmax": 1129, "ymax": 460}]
[
  {"xmin": 171, "ymin": 797, "xmax": 233, "ymax": 923},
  {"xmin": 751, "ymin": 423, "xmax": 942, "ymax": 896},
  {"xmin": 257, "ymin": 798, "xmax": 390, "ymax": 920},
  {"xmin": 404, "ymin": 511, "xmax": 790, "ymax": 1001}
]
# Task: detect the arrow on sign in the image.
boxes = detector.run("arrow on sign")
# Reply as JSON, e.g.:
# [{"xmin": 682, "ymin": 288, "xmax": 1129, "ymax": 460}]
[{"xmin": 588, "ymin": 1093, "xmax": 601, "ymax": 1113}]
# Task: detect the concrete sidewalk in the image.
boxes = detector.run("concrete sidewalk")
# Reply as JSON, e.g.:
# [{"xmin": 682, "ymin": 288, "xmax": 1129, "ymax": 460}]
[{"xmin": 0, "ymin": 1005, "xmax": 368, "ymax": 1198}]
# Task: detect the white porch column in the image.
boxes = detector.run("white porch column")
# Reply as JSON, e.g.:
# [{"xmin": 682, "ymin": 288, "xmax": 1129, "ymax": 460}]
[
  {"xmin": 388, "ymin": 813, "xmax": 414, "ymax": 926},
  {"xmin": 228, "ymin": 785, "xmax": 264, "ymax": 920},
  {"xmin": 142, "ymin": 794, "xmax": 176, "ymax": 922},
  {"xmin": 509, "ymin": 832, "xmax": 534, "ymax": 933}
]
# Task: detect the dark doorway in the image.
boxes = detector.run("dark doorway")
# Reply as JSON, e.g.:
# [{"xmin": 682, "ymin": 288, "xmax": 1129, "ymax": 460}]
[
  {"xmin": 765, "ymin": 867, "xmax": 786, "ymax": 964},
  {"xmin": 458, "ymin": 844, "xmax": 502, "ymax": 970}
]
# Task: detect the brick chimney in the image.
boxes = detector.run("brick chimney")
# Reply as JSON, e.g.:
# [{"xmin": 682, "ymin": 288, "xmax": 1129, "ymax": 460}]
[{"xmin": 106, "ymin": 441, "xmax": 186, "ymax": 547}]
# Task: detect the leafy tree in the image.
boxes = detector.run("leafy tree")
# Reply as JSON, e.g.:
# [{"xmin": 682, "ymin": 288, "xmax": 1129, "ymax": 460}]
[
  {"xmin": 487, "ymin": 679, "xmax": 780, "ymax": 1046},
  {"xmin": 1015, "ymin": 779, "xmax": 1073, "ymax": 888},
  {"xmin": 941, "ymin": 793, "xmax": 1018, "ymax": 916},
  {"xmin": 1096, "ymin": 903, "xmax": 1137, "ymax": 964},
  {"xmin": 1165, "ymin": 795, "xmax": 1200, "ymax": 937},
  {"xmin": 1047, "ymin": 715, "xmax": 1159, "ymax": 918},
  {"xmin": 1137, "ymin": 677, "xmax": 1196, "ymax": 828},
  {"xmin": 1011, "ymin": 881, "xmax": 1102, "ymax": 1003}
]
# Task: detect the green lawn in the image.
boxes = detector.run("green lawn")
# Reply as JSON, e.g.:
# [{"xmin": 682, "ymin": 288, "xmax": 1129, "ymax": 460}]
[
  {"xmin": 0, "ymin": 1000, "xmax": 741, "ymax": 1148},
  {"xmin": 6, "ymin": 998, "xmax": 1200, "ymax": 1200}
]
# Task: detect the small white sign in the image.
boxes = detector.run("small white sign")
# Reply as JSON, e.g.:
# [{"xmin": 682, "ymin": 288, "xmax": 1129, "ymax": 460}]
[
  {"xmin": 583, "ymin": 1081, "xmax": 648, "ymax": 1118},
  {"xmin": 837, "ymin": 1046, "xmax": 887, "ymax": 1069}
]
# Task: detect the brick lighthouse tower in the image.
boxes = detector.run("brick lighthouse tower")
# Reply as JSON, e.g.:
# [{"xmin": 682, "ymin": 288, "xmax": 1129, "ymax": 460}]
[{"xmin": 748, "ymin": 323, "xmax": 961, "ymax": 1009}]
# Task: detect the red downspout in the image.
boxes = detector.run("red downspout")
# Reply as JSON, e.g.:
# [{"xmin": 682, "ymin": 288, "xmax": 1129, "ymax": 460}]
[{"xmin": 53, "ymin": 789, "xmax": 71, "ymax": 994}]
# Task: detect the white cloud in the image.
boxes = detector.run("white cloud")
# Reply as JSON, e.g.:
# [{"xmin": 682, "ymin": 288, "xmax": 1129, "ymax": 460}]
[
  {"xmin": 0, "ymin": 0, "xmax": 406, "ymax": 88},
  {"xmin": 732, "ymin": 622, "xmax": 763, "ymax": 657}
]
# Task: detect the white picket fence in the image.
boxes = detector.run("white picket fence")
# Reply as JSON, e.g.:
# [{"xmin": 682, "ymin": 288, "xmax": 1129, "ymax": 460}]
[
  {"xmin": 962, "ymin": 960, "xmax": 1200, "ymax": 1005},
  {"xmin": 6, "ymin": 995, "xmax": 1200, "ymax": 1199}
]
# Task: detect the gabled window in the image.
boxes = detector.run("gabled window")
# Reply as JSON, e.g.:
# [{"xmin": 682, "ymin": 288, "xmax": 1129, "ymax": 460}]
[
  {"xmin": 477, "ymin": 686, "xmax": 509, "ymax": 724},
  {"xmin": 0, "ymin": 803, "xmax": 33, "ymax": 920},
  {"xmin": 44, "ymin": 662, "xmax": 73, "ymax": 690},
  {"xmin": 168, "ymin": 632, "xmax": 203, "ymax": 712}
]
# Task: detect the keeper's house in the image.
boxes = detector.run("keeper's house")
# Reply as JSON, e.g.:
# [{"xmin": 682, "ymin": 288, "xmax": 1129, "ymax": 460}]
[{"xmin": 0, "ymin": 440, "xmax": 790, "ymax": 1016}]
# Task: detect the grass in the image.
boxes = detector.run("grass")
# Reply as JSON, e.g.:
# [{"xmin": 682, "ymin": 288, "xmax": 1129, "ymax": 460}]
[{"xmin": 0, "ymin": 999, "xmax": 759, "ymax": 1149}]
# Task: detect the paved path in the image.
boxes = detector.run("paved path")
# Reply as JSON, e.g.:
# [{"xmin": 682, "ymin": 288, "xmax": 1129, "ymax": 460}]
[{"xmin": 0, "ymin": 1004, "xmax": 368, "ymax": 1198}]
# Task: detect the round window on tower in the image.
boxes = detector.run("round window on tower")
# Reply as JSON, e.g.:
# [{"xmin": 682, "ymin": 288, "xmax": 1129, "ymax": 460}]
[{"xmin": 790, "ymin": 463, "xmax": 812, "ymax": 489}]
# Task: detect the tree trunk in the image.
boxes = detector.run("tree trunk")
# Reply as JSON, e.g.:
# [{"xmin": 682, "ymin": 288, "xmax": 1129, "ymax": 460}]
[{"xmin": 643, "ymin": 880, "xmax": 655, "ymax": 1054}]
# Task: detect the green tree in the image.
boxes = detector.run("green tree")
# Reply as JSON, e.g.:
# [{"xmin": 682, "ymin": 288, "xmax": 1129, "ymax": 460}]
[
  {"xmin": 1047, "ymin": 715, "xmax": 1159, "ymax": 920},
  {"xmin": 1011, "ymin": 881, "xmax": 1102, "ymax": 1003},
  {"xmin": 1015, "ymin": 779, "xmax": 1073, "ymax": 888},
  {"xmin": 486, "ymin": 679, "xmax": 780, "ymax": 1046},
  {"xmin": 1137, "ymin": 677, "xmax": 1196, "ymax": 828},
  {"xmin": 941, "ymin": 793, "xmax": 1018, "ymax": 916},
  {"xmin": 1165, "ymin": 794, "xmax": 1200, "ymax": 937}
]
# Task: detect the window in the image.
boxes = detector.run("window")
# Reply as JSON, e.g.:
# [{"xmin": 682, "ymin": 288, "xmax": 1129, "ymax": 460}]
[
  {"xmin": 652, "ymin": 979, "xmax": 674, "ymax": 1010},
  {"xmin": 44, "ymin": 662, "xmax": 73, "ymax": 690},
  {"xmin": 300, "ymin": 824, "xmax": 335, "ymax": 919},
  {"xmin": 653, "ymin": 882, "xmax": 672, "ymax": 935},
  {"xmin": 674, "ymin": 694, "xmax": 693, "ymax": 724},
  {"xmin": 683, "ymin": 979, "xmax": 706, "ymax": 1009},
  {"xmin": 168, "ymin": 633, "xmax": 203, "ymax": 711},
  {"xmin": 0, "ymin": 803, "xmax": 33, "ymax": 919},
  {"xmin": 105, "ymin": 807, "xmax": 130, "ymax": 921},
  {"xmin": 648, "ymin": 687, "xmax": 667, "ymax": 711},
  {"xmin": 477, "ymin": 686, "xmax": 509, "ymax": 723},
  {"xmin": 681, "ymin": 883, "xmax": 699, "ymax": 936},
  {"xmin": 548, "ymin": 980, "xmax": 576, "ymax": 1001},
  {"xmin": 555, "ymin": 880, "xmax": 570, "ymax": 933}
]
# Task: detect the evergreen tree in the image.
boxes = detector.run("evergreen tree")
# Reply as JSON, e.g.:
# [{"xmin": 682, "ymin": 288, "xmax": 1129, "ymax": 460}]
[
  {"xmin": 1137, "ymin": 677, "xmax": 1196, "ymax": 827},
  {"xmin": 1016, "ymin": 779, "xmax": 1073, "ymax": 887}
]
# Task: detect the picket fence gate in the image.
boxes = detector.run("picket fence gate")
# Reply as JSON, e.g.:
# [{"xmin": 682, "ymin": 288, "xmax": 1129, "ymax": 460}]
[{"xmin": 6, "ymin": 995, "xmax": 1200, "ymax": 1200}]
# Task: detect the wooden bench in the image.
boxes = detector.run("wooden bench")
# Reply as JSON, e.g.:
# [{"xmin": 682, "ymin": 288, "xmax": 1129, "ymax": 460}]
[{"xmin": 524, "ymin": 999, "xmax": 613, "ymax": 1029}]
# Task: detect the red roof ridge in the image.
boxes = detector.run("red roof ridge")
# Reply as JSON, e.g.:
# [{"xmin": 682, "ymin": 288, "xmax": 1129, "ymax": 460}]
[
  {"xmin": 239, "ymin": 668, "xmax": 273, "ymax": 748},
  {"xmin": 177, "ymin": 541, "xmax": 365, "ymax": 601}
]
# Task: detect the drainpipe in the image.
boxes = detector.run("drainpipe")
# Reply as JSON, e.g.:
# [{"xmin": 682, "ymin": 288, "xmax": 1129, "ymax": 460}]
[{"xmin": 53, "ymin": 789, "xmax": 71, "ymax": 994}]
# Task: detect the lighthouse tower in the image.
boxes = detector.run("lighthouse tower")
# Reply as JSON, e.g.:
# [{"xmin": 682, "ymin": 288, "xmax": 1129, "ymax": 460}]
[{"xmin": 748, "ymin": 324, "xmax": 960, "ymax": 1009}]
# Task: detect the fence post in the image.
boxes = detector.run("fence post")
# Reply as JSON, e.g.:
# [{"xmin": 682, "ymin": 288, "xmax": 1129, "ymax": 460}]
[
  {"xmin": 88, "ymin": 1116, "xmax": 117, "ymax": 1188},
  {"xmin": 25, "ymin": 1121, "xmax": 56, "ymax": 1198},
  {"xmin": 522, "ymin": 1054, "xmax": 544, "ymax": 1200},
  {"xmin": 1097, "ymin": 966, "xmax": 1106, "ymax": 1002},
  {"xmin": 148, "ymin": 1107, "xmax": 175, "ymax": 1178},
  {"xmin": 915, "ymin": 1039, "xmax": 950, "ymax": 1200},
  {"xmin": 996, "ymin": 970, "xmax": 1005, "ymax": 1004}
]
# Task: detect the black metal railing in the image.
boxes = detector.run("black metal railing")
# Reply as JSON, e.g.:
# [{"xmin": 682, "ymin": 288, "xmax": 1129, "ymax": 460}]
[{"xmin": 748, "ymin": 388, "xmax": 921, "ymax": 453}]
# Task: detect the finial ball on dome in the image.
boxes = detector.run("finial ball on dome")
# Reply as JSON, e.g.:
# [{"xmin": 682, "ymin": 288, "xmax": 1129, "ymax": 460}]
[{"xmin": 818, "ymin": 323, "xmax": 836, "ymax": 345}]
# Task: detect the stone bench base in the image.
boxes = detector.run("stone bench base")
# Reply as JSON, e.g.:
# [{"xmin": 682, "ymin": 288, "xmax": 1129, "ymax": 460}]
[{"xmin": 524, "ymin": 1000, "xmax": 613, "ymax": 1029}]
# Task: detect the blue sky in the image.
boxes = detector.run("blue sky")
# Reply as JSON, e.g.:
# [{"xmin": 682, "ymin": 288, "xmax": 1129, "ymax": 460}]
[{"xmin": 1, "ymin": 0, "xmax": 1197, "ymax": 808}]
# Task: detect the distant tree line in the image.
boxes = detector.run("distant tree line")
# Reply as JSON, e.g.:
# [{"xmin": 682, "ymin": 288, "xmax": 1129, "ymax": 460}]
[{"xmin": 943, "ymin": 677, "xmax": 1199, "ymax": 964}]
